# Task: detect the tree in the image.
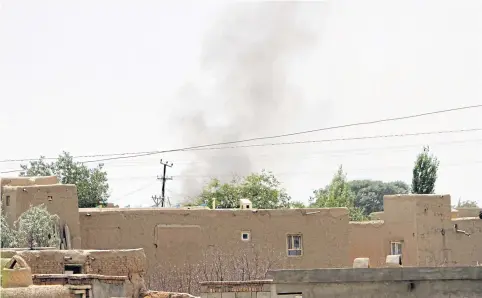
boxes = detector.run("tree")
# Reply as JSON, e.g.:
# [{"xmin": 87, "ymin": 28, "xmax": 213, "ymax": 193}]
[
  {"xmin": 0, "ymin": 212, "xmax": 17, "ymax": 248},
  {"xmin": 411, "ymin": 146, "xmax": 440, "ymax": 194},
  {"xmin": 15, "ymin": 204, "xmax": 60, "ymax": 249},
  {"xmin": 20, "ymin": 152, "xmax": 110, "ymax": 207},
  {"xmin": 455, "ymin": 199, "xmax": 479, "ymax": 208},
  {"xmin": 195, "ymin": 170, "xmax": 291, "ymax": 209},
  {"xmin": 310, "ymin": 165, "xmax": 367, "ymax": 221},
  {"xmin": 289, "ymin": 201, "xmax": 306, "ymax": 208},
  {"xmin": 349, "ymin": 180, "xmax": 410, "ymax": 215}
]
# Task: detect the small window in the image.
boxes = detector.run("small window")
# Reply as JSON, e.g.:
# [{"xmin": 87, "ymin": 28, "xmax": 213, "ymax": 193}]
[
  {"xmin": 47, "ymin": 195, "xmax": 53, "ymax": 201},
  {"xmin": 5, "ymin": 195, "xmax": 10, "ymax": 207},
  {"xmin": 390, "ymin": 241, "xmax": 402, "ymax": 255},
  {"xmin": 287, "ymin": 234, "xmax": 302, "ymax": 256},
  {"xmin": 241, "ymin": 231, "xmax": 250, "ymax": 241},
  {"xmin": 246, "ymin": 204, "xmax": 250, "ymax": 209},
  {"xmin": 64, "ymin": 264, "xmax": 82, "ymax": 274}
]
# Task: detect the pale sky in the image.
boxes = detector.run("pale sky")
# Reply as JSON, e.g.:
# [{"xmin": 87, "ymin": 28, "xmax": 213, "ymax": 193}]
[{"xmin": 0, "ymin": 0, "xmax": 481, "ymax": 208}]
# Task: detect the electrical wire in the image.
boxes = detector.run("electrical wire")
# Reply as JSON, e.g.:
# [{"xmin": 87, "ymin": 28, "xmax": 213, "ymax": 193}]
[
  {"xmin": 76, "ymin": 104, "xmax": 482, "ymax": 163},
  {"xmin": 1, "ymin": 129, "xmax": 481, "ymax": 174},
  {"xmin": 96, "ymin": 137, "xmax": 482, "ymax": 168},
  {"xmin": 183, "ymin": 128, "xmax": 482, "ymax": 152},
  {"xmin": 0, "ymin": 104, "xmax": 480, "ymax": 165}
]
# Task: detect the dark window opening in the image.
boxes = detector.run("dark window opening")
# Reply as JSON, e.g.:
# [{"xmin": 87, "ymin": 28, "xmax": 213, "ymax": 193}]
[
  {"xmin": 241, "ymin": 231, "xmax": 251, "ymax": 241},
  {"xmin": 5, "ymin": 195, "xmax": 10, "ymax": 206},
  {"xmin": 64, "ymin": 265, "xmax": 83, "ymax": 274}
]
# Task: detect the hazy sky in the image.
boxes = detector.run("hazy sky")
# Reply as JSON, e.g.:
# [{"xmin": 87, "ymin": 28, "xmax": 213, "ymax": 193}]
[{"xmin": 0, "ymin": 0, "xmax": 481, "ymax": 207}]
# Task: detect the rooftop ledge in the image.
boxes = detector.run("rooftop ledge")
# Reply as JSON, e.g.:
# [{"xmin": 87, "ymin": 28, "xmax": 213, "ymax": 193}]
[
  {"xmin": 33, "ymin": 274, "xmax": 128, "ymax": 281},
  {"xmin": 267, "ymin": 267, "xmax": 482, "ymax": 283},
  {"xmin": 200, "ymin": 280, "xmax": 273, "ymax": 286},
  {"xmin": 79, "ymin": 207, "xmax": 348, "ymax": 215}
]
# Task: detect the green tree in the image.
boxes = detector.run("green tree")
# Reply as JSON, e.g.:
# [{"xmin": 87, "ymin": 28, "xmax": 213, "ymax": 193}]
[
  {"xmin": 310, "ymin": 165, "xmax": 367, "ymax": 221},
  {"xmin": 14, "ymin": 204, "xmax": 60, "ymax": 249},
  {"xmin": 289, "ymin": 201, "xmax": 306, "ymax": 208},
  {"xmin": 411, "ymin": 146, "xmax": 440, "ymax": 194},
  {"xmin": 349, "ymin": 180, "xmax": 410, "ymax": 215},
  {"xmin": 195, "ymin": 170, "xmax": 291, "ymax": 209},
  {"xmin": 0, "ymin": 212, "xmax": 17, "ymax": 248},
  {"xmin": 20, "ymin": 152, "xmax": 110, "ymax": 208}
]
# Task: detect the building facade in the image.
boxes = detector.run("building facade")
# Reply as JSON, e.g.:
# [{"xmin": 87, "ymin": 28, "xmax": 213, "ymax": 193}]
[{"xmin": 2, "ymin": 176, "xmax": 482, "ymax": 286}]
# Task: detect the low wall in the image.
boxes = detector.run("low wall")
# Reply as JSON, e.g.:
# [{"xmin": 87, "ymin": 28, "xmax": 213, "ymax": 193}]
[
  {"xmin": 270, "ymin": 267, "xmax": 482, "ymax": 298},
  {"xmin": 200, "ymin": 267, "xmax": 482, "ymax": 297},
  {"xmin": 0, "ymin": 285, "xmax": 71, "ymax": 298},
  {"xmin": 200, "ymin": 280, "xmax": 272, "ymax": 298},
  {"xmin": 33, "ymin": 274, "xmax": 127, "ymax": 298}
]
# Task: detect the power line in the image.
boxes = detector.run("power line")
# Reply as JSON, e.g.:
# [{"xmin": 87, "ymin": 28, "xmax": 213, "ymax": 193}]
[
  {"xmin": 90, "ymin": 156, "xmax": 482, "ymax": 183},
  {"xmin": 169, "ymin": 160, "xmax": 482, "ymax": 179},
  {"xmin": 185, "ymin": 128, "xmax": 482, "ymax": 152},
  {"xmin": 0, "ymin": 104, "xmax": 480, "ymax": 165},
  {"xmin": 75, "ymin": 104, "xmax": 482, "ymax": 163},
  {"xmin": 101, "ymin": 137, "xmax": 482, "ymax": 168},
  {"xmin": 1, "ymin": 129, "xmax": 481, "ymax": 174}
]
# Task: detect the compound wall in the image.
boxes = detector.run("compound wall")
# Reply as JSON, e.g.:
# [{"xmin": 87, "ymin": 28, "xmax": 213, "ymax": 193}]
[{"xmin": 79, "ymin": 208, "xmax": 351, "ymax": 276}]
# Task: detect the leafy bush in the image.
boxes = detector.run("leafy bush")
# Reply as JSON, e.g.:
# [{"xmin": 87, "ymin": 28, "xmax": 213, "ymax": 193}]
[
  {"xmin": 14, "ymin": 204, "xmax": 60, "ymax": 249},
  {"xmin": 0, "ymin": 212, "xmax": 17, "ymax": 248}
]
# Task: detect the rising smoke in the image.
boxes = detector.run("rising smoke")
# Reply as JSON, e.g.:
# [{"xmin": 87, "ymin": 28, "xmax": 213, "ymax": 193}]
[{"xmin": 176, "ymin": 1, "xmax": 322, "ymax": 198}]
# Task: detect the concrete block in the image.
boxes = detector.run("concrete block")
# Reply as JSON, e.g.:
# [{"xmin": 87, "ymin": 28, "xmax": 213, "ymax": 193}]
[
  {"xmin": 221, "ymin": 293, "xmax": 235, "ymax": 298},
  {"xmin": 208, "ymin": 293, "xmax": 222, "ymax": 298},
  {"xmin": 353, "ymin": 258, "xmax": 370, "ymax": 268},
  {"xmin": 256, "ymin": 291, "xmax": 271, "ymax": 298},
  {"xmin": 385, "ymin": 255, "xmax": 402, "ymax": 267}
]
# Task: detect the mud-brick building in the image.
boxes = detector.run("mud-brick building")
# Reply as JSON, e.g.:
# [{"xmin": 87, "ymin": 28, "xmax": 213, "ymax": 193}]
[{"xmin": 2, "ymin": 176, "xmax": 482, "ymax": 282}]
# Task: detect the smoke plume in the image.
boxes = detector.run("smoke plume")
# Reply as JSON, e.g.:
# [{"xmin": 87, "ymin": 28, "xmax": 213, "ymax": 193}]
[{"xmin": 175, "ymin": 2, "xmax": 321, "ymax": 198}]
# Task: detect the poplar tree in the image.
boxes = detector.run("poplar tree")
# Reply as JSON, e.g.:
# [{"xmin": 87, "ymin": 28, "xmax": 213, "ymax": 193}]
[{"xmin": 411, "ymin": 146, "xmax": 440, "ymax": 194}]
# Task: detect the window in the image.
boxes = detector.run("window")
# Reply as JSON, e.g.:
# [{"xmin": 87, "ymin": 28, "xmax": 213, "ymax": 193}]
[
  {"xmin": 5, "ymin": 195, "xmax": 10, "ymax": 207},
  {"xmin": 390, "ymin": 241, "xmax": 402, "ymax": 255},
  {"xmin": 241, "ymin": 231, "xmax": 250, "ymax": 241},
  {"xmin": 287, "ymin": 234, "xmax": 302, "ymax": 256},
  {"xmin": 64, "ymin": 265, "xmax": 82, "ymax": 274}
]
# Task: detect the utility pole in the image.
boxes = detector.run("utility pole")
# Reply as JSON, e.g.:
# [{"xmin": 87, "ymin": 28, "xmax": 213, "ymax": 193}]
[{"xmin": 151, "ymin": 159, "xmax": 173, "ymax": 207}]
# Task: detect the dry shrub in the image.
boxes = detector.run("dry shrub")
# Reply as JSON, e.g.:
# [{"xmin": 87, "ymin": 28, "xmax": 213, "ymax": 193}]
[{"xmin": 147, "ymin": 244, "xmax": 283, "ymax": 295}]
